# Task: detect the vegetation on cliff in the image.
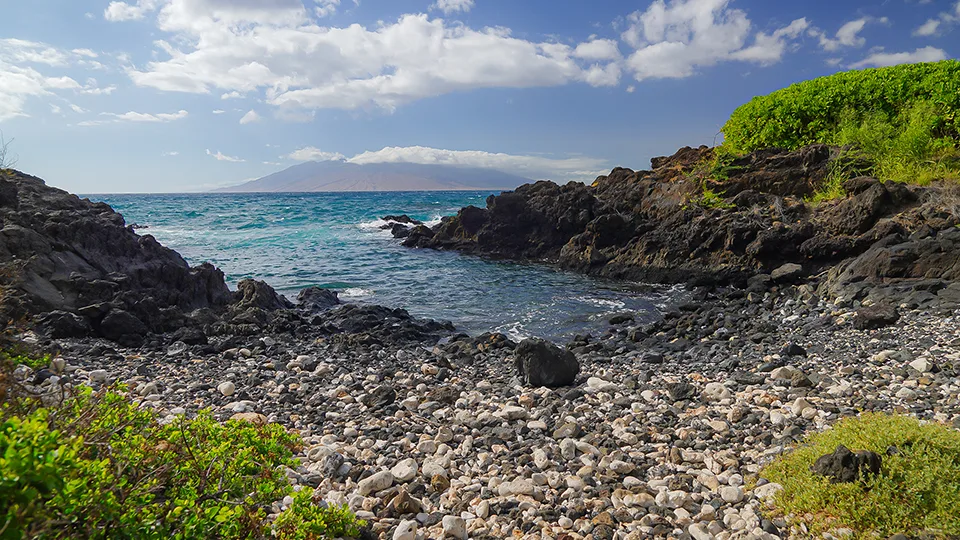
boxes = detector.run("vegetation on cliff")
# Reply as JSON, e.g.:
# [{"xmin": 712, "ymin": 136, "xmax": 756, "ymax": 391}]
[
  {"xmin": 763, "ymin": 413, "xmax": 960, "ymax": 537},
  {"xmin": 720, "ymin": 60, "xmax": 960, "ymax": 193},
  {"xmin": 0, "ymin": 353, "xmax": 365, "ymax": 539}
]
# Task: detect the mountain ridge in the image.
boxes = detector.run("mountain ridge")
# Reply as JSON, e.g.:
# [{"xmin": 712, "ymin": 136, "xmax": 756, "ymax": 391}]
[{"xmin": 215, "ymin": 161, "xmax": 534, "ymax": 192}]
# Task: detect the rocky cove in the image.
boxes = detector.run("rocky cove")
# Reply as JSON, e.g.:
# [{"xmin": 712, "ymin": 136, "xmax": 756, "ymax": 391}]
[{"xmin": 3, "ymin": 146, "xmax": 960, "ymax": 540}]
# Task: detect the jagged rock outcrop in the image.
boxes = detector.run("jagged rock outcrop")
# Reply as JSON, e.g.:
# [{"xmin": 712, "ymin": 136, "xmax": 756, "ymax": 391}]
[
  {"xmin": 0, "ymin": 170, "xmax": 236, "ymax": 340},
  {"xmin": 0, "ymin": 170, "xmax": 473, "ymax": 347},
  {"xmin": 398, "ymin": 145, "xmax": 960, "ymax": 307}
]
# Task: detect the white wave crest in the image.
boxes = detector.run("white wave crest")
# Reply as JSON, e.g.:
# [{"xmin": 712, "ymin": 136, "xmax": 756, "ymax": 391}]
[
  {"xmin": 340, "ymin": 287, "xmax": 375, "ymax": 298},
  {"xmin": 495, "ymin": 321, "xmax": 531, "ymax": 343}
]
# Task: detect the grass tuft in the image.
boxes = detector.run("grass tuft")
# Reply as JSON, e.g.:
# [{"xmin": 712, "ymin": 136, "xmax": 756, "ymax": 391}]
[{"xmin": 762, "ymin": 413, "xmax": 960, "ymax": 538}]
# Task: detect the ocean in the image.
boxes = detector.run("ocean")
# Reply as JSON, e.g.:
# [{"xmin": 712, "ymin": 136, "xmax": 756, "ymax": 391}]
[{"xmin": 92, "ymin": 191, "xmax": 669, "ymax": 342}]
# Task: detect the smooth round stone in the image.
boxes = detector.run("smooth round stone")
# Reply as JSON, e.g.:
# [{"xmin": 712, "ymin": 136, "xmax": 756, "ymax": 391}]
[
  {"xmin": 88, "ymin": 369, "xmax": 109, "ymax": 383},
  {"xmin": 218, "ymin": 381, "xmax": 236, "ymax": 397},
  {"xmin": 391, "ymin": 458, "xmax": 418, "ymax": 483},
  {"xmin": 720, "ymin": 485, "xmax": 744, "ymax": 503}
]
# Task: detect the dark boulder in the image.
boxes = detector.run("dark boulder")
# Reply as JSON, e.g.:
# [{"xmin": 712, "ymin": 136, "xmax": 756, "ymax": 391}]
[
  {"xmin": 297, "ymin": 287, "xmax": 340, "ymax": 312},
  {"xmin": 361, "ymin": 385, "xmax": 397, "ymax": 410},
  {"xmin": 771, "ymin": 263, "xmax": 803, "ymax": 282},
  {"xmin": 811, "ymin": 445, "xmax": 882, "ymax": 483},
  {"xmin": 233, "ymin": 279, "xmax": 293, "ymax": 311},
  {"xmin": 170, "ymin": 326, "xmax": 208, "ymax": 346},
  {"xmin": 854, "ymin": 303, "xmax": 900, "ymax": 330},
  {"xmin": 381, "ymin": 215, "xmax": 422, "ymax": 226},
  {"xmin": 98, "ymin": 309, "xmax": 148, "ymax": 345},
  {"xmin": 513, "ymin": 338, "xmax": 580, "ymax": 387},
  {"xmin": 666, "ymin": 381, "xmax": 698, "ymax": 401},
  {"xmin": 401, "ymin": 225, "xmax": 436, "ymax": 247},
  {"xmin": 35, "ymin": 310, "xmax": 92, "ymax": 338}
]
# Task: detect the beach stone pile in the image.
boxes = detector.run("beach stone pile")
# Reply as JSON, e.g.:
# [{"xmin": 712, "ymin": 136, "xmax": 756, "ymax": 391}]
[{"xmin": 17, "ymin": 281, "xmax": 960, "ymax": 540}]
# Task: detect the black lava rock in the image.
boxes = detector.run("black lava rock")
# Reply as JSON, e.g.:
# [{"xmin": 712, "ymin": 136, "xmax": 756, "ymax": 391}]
[
  {"xmin": 811, "ymin": 444, "xmax": 882, "ymax": 483},
  {"xmin": 513, "ymin": 339, "xmax": 580, "ymax": 388}
]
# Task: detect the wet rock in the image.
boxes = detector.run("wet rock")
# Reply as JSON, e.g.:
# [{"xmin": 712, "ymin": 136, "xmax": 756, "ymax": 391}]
[{"xmin": 296, "ymin": 286, "xmax": 340, "ymax": 312}]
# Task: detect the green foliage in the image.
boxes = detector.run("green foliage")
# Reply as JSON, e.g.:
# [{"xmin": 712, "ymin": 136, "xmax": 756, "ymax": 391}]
[
  {"xmin": 694, "ymin": 187, "xmax": 735, "ymax": 210},
  {"xmin": 721, "ymin": 60, "xmax": 960, "ymax": 186},
  {"xmin": 832, "ymin": 101, "xmax": 960, "ymax": 185},
  {"xmin": 762, "ymin": 413, "xmax": 960, "ymax": 538},
  {"xmin": 0, "ymin": 372, "xmax": 363, "ymax": 540},
  {"xmin": 807, "ymin": 156, "xmax": 852, "ymax": 204},
  {"xmin": 1, "ymin": 351, "xmax": 50, "ymax": 370},
  {"xmin": 722, "ymin": 60, "xmax": 960, "ymax": 154},
  {"xmin": 274, "ymin": 488, "xmax": 366, "ymax": 540}
]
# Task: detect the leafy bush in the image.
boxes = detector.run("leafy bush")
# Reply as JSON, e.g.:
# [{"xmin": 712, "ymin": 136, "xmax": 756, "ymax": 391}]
[
  {"xmin": 762, "ymin": 413, "xmax": 960, "ymax": 537},
  {"xmin": 0, "ymin": 354, "xmax": 367, "ymax": 539},
  {"xmin": 721, "ymin": 60, "xmax": 960, "ymax": 186},
  {"xmin": 274, "ymin": 488, "xmax": 366, "ymax": 540}
]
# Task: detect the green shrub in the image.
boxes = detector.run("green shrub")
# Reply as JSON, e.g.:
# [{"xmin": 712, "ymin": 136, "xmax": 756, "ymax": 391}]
[
  {"xmin": 0, "ymin": 370, "xmax": 365, "ymax": 539},
  {"xmin": 695, "ymin": 186, "xmax": 734, "ymax": 210},
  {"xmin": 274, "ymin": 488, "xmax": 366, "ymax": 540},
  {"xmin": 723, "ymin": 60, "xmax": 960, "ymax": 154},
  {"xmin": 762, "ymin": 413, "xmax": 960, "ymax": 537},
  {"xmin": 721, "ymin": 60, "xmax": 960, "ymax": 187}
]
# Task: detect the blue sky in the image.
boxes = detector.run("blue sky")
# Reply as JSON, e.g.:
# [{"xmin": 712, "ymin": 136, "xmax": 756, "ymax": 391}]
[{"xmin": 1, "ymin": 0, "xmax": 958, "ymax": 193}]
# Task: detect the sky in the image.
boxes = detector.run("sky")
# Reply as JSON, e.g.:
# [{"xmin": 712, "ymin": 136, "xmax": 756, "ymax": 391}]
[{"xmin": 1, "ymin": 0, "xmax": 958, "ymax": 193}]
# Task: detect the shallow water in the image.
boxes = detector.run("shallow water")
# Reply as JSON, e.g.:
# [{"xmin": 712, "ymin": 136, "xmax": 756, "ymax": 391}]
[{"xmin": 92, "ymin": 191, "xmax": 671, "ymax": 341}]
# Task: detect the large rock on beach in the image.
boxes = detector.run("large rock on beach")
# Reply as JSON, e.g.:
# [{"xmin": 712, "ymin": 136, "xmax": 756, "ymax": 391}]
[{"xmin": 513, "ymin": 338, "xmax": 580, "ymax": 387}]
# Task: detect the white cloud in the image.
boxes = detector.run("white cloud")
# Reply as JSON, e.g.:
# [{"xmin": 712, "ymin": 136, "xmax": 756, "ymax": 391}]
[
  {"xmin": 914, "ymin": 19, "xmax": 941, "ymax": 36},
  {"xmin": 315, "ymin": 0, "xmax": 339, "ymax": 17},
  {"xmin": 212, "ymin": 109, "xmax": 226, "ymax": 114},
  {"xmin": 286, "ymin": 147, "xmax": 347, "ymax": 161},
  {"xmin": 78, "ymin": 109, "xmax": 189, "ymax": 126},
  {"xmin": 346, "ymin": 145, "xmax": 608, "ymax": 180},
  {"xmin": 913, "ymin": 1, "xmax": 960, "ymax": 36},
  {"xmin": 582, "ymin": 63, "xmax": 622, "ymax": 87},
  {"xmin": 162, "ymin": 150, "xmax": 179, "ymax": 156},
  {"xmin": 849, "ymin": 46, "xmax": 948, "ymax": 69},
  {"xmin": 239, "ymin": 109, "xmax": 261, "ymax": 124},
  {"xmin": 0, "ymin": 45, "xmax": 81, "ymax": 120},
  {"xmin": 432, "ymin": 0, "xmax": 474, "ymax": 15},
  {"xmin": 70, "ymin": 104, "xmax": 87, "ymax": 114},
  {"xmin": 0, "ymin": 38, "xmax": 69, "ymax": 66},
  {"xmin": 80, "ymin": 79, "xmax": 118, "ymax": 95},
  {"xmin": 50, "ymin": 104, "xmax": 62, "ymax": 114},
  {"xmin": 123, "ymin": 4, "xmax": 621, "ymax": 112},
  {"xmin": 809, "ymin": 17, "xmax": 887, "ymax": 52},
  {"xmin": 206, "ymin": 149, "xmax": 245, "ymax": 162},
  {"xmin": 573, "ymin": 39, "xmax": 621, "ymax": 61},
  {"xmin": 626, "ymin": 85, "xmax": 635, "ymax": 93},
  {"xmin": 731, "ymin": 17, "xmax": 810, "ymax": 64},
  {"xmin": 104, "ymin": 0, "xmax": 159, "ymax": 21},
  {"xmin": 72, "ymin": 49, "xmax": 99, "ymax": 58},
  {"xmin": 620, "ymin": 0, "xmax": 807, "ymax": 81}
]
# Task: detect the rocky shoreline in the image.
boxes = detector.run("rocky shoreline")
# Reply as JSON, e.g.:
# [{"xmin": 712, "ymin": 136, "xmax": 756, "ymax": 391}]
[{"xmin": 4, "ymin": 158, "xmax": 960, "ymax": 539}]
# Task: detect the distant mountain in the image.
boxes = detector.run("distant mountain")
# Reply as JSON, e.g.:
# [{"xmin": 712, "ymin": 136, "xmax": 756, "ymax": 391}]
[{"xmin": 215, "ymin": 161, "xmax": 533, "ymax": 192}]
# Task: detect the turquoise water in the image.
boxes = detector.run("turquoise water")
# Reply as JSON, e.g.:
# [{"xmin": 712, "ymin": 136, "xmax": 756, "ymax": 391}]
[{"xmin": 92, "ymin": 192, "xmax": 668, "ymax": 341}]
